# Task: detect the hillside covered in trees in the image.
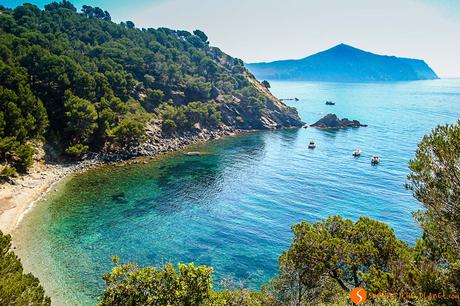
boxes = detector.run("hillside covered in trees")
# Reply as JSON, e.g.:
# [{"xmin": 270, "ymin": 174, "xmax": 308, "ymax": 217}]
[{"xmin": 0, "ymin": 1, "xmax": 302, "ymax": 178}]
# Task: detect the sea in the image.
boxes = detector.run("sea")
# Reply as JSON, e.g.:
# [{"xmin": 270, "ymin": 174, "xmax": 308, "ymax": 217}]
[{"xmin": 13, "ymin": 79, "xmax": 460, "ymax": 305}]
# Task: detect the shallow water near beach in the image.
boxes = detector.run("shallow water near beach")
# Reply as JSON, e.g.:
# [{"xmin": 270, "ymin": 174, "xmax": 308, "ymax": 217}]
[{"xmin": 14, "ymin": 79, "xmax": 460, "ymax": 305}]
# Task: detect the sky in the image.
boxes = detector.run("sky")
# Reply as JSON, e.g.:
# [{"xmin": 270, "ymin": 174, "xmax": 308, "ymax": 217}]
[{"xmin": 3, "ymin": 0, "xmax": 460, "ymax": 77}]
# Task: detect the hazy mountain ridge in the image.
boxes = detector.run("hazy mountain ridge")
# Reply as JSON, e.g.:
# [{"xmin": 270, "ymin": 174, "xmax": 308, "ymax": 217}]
[{"xmin": 247, "ymin": 44, "xmax": 438, "ymax": 82}]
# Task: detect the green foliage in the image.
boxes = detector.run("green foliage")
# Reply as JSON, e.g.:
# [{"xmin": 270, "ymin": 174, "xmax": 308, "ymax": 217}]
[
  {"xmin": 12, "ymin": 143, "xmax": 35, "ymax": 173},
  {"xmin": 0, "ymin": 81, "xmax": 47, "ymax": 176},
  {"xmin": 184, "ymin": 76, "xmax": 212, "ymax": 101},
  {"xmin": 193, "ymin": 29, "xmax": 208, "ymax": 43},
  {"xmin": 186, "ymin": 101, "xmax": 222, "ymax": 127},
  {"xmin": 261, "ymin": 80, "xmax": 271, "ymax": 89},
  {"xmin": 157, "ymin": 101, "xmax": 222, "ymax": 134},
  {"xmin": 162, "ymin": 119, "xmax": 177, "ymax": 134},
  {"xmin": 407, "ymin": 120, "xmax": 460, "ymax": 296},
  {"xmin": 0, "ymin": 1, "xmax": 274, "ymax": 176},
  {"xmin": 64, "ymin": 143, "xmax": 89, "ymax": 159},
  {"xmin": 269, "ymin": 216, "xmax": 417, "ymax": 305},
  {"xmin": 126, "ymin": 21, "xmax": 135, "ymax": 29},
  {"xmin": 98, "ymin": 258, "xmax": 213, "ymax": 306},
  {"xmin": 0, "ymin": 136, "xmax": 19, "ymax": 161},
  {"xmin": 0, "ymin": 164, "xmax": 16, "ymax": 181},
  {"xmin": 210, "ymin": 290, "xmax": 278, "ymax": 306},
  {"xmin": 64, "ymin": 94, "xmax": 98, "ymax": 145},
  {"xmin": 0, "ymin": 85, "xmax": 48, "ymax": 142},
  {"xmin": 141, "ymin": 89, "xmax": 164, "ymax": 112},
  {"xmin": 112, "ymin": 119, "xmax": 146, "ymax": 148},
  {"xmin": 0, "ymin": 137, "xmax": 35, "ymax": 174},
  {"xmin": 157, "ymin": 103, "xmax": 188, "ymax": 131},
  {"xmin": 0, "ymin": 231, "xmax": 50, "ymax": 305}
]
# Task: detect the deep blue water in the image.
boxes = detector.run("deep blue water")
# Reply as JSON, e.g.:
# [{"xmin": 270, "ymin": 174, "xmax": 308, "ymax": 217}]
[{"xmin": 15, "ymin": 79, "xmax": 460, "ymax": 305}]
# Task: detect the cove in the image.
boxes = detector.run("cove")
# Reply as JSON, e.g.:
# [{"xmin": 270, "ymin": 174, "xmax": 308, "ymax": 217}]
[{"xmin": 14, "ymin": 79, "xmax": 460, "ymax": 305}]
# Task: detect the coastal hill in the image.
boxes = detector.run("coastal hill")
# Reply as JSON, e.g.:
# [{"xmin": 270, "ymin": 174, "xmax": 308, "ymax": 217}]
[
  {"xmin": 246, "ymin": 43, "xmax": 438, "ymax": 82},
  {"xmin": 0, "ymin": 2, "xmax": 302, "ymax": 179}
]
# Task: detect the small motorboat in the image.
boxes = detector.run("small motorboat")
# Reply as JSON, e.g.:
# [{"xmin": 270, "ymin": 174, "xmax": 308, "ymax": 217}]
[
  {"xmin": 352, "ymin": 148, "xmax": 362, "ymax": 157},
  {"xmin": 371, "ymin": 155, "xmax": 381, "ymax": 165},
  {"xmin": 308, "ymin": 141, "xmax": 316, "ymax": 149},
  {"xmin": 325, "ymin": 101, "xmax": 335, "ymax": 105}
]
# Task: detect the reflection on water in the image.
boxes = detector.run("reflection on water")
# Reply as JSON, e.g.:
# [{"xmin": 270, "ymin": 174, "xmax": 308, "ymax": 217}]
[{"xmin": 14, "ymin": 79, "xmax": 460, "ymax": 305}]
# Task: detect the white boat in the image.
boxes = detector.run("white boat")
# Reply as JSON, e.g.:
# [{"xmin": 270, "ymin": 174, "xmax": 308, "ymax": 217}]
[
  {"xmin": 371, "ymin": 155, "xmax": 381, "ymax": 164},
  {"xmin": 308, "ymin": 141, "xmax": 316, "ymax": 149},
  {"xmin": 352, "ymin": 148, "xmax": 362, "ymax": 157}
]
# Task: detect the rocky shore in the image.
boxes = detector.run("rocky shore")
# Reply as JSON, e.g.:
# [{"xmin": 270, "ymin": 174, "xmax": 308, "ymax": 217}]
[{"xmin": 100, "ymin": 124, "xmax": 242, "ymax": 162}]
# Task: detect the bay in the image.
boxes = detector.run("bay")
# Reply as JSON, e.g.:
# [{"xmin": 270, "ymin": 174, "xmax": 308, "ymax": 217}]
[{"xmin": 14, "ymin": 79, "xmax": 460, "ymax": 305}]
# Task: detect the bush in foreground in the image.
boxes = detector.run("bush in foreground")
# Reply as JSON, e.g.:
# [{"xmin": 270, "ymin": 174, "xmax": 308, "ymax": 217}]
[
  {"xmin": 0, "ymin": 231, "xmax": 50, "ymax": 305},
  {"xmin": 98, "ymin": 258, "xmax": 213, "ymax": 306}
]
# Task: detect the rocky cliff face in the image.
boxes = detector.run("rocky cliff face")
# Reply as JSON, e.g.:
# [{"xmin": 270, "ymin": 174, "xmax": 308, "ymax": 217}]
[{"xmin": 217, "ymin": 72, "xmax": 303, "ymax": 130}]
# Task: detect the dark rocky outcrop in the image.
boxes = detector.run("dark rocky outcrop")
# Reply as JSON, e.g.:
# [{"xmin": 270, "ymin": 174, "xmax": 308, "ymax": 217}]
[{"xmin": 310, "ymin": 114, "xmax": 366, "ymax": 129}]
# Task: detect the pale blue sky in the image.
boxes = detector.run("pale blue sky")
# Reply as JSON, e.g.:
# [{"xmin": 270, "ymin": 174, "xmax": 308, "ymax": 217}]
[{"xmin": 3, "ymin": 0, "xmax": 460, "ymax": 77}]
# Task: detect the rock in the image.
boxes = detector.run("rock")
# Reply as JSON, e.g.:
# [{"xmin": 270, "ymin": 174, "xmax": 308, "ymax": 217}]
[{"xmin": 310, "ymin": 113, "xmax": 366, "ymax": 129}]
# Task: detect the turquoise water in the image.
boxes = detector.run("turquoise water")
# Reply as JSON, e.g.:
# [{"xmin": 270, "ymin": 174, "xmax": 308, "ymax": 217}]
[{"xmin": 15, "ymin": 79, "xmax": 460, "ymax": 305}]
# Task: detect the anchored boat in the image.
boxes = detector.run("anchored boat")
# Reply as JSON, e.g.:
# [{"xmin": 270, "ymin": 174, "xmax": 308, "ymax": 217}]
[
  {"xmin": 371, "ymin": 155, "xmax": 381, "ymax": 165},
  {"xmin": 352, "ymin": 148, "xmax": 362, "ymax": 157}
]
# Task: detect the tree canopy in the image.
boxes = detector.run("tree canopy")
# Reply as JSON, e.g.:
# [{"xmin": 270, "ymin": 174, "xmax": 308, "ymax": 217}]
[
  {"xmin": 407, "ymin": 120, "xmax": 460, "ymax": 298},
  {"xmin": 0, "ymin": 1, "xmax": 282, "ymax": 178},
  {"xmin": 98, "ymin": 258, "xmax": 213, "ymax": 306},
  {"xmin": 0, "ymin": 231, "xmax": 50, "ymax": 305}
]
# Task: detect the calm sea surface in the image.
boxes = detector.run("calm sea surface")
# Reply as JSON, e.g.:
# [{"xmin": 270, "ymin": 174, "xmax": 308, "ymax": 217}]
[{"xmin": 14, "ymin": 79, "xmax": 460, "ymax": 305}]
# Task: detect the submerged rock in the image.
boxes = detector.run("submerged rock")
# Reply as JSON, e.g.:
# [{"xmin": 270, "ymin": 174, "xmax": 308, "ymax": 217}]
[{"xmin": 311, "ymin": 113, "xmax": 367, "ymax": 129}]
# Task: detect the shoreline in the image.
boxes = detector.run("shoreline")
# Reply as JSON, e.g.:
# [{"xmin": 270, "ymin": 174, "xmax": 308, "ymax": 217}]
[{"xmin": 0, "ymin": 127, "xmax": 247, "ymax": 235}]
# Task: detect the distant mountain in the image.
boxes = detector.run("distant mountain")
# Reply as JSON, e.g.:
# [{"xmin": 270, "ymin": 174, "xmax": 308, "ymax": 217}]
[{"xmin": 246, "ymin": 44, "xmax": 438, "ymax": 82}]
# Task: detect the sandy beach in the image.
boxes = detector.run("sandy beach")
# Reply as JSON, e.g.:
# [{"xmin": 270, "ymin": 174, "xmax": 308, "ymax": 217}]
[{"xmin": 0, "ymin": 162, "xmax": 84, "ymax": 235}]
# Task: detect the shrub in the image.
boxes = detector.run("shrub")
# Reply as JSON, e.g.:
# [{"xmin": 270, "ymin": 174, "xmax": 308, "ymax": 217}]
[
  {"xmin": 162, "ymin": 119, "xmax": 177, "ymax": 134},
  {"xmin": 261, "ymin": 80, "xmax": 271, "ymax": 89},
  {"xmin": 185, "ymin": 101, "xmax": 222, "ymax": 127},
  {"xmin": 141, "ymin": 89, "xmax": 164, "ymax": 112},
  {"xmin": 98, "ymin": 258, "xmax": 212, "ymax": 306},
  {"xmin": 157, "ymin": 103, "xmax": 189, "ymax": 129},
  {"xmin": 112, "ymin": 119, "xmax": 145, "ymax": 148},
  {"xmin": 64, "ymin": 143, "xmax": 89, "ymax": 159},
  {"xmin": 0, "ymin": 231, "xmax": 51, "ymax": 305},
  {"xmin": 12, "ymin": 143, "xmax": 35, "ymax": 173},
  {"xmin": 0, "ymin": 164, "xmax": 16, "ymax": 181}
]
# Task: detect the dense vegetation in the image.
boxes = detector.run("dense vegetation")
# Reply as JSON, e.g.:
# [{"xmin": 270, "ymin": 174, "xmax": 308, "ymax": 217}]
[
  {"xmin": 0, "ymin": 231, "xmax": 50, "ymax": 305},
  {"xmin": 0, "ymin": 1, "xmax": 300, "ymax": 179}
]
